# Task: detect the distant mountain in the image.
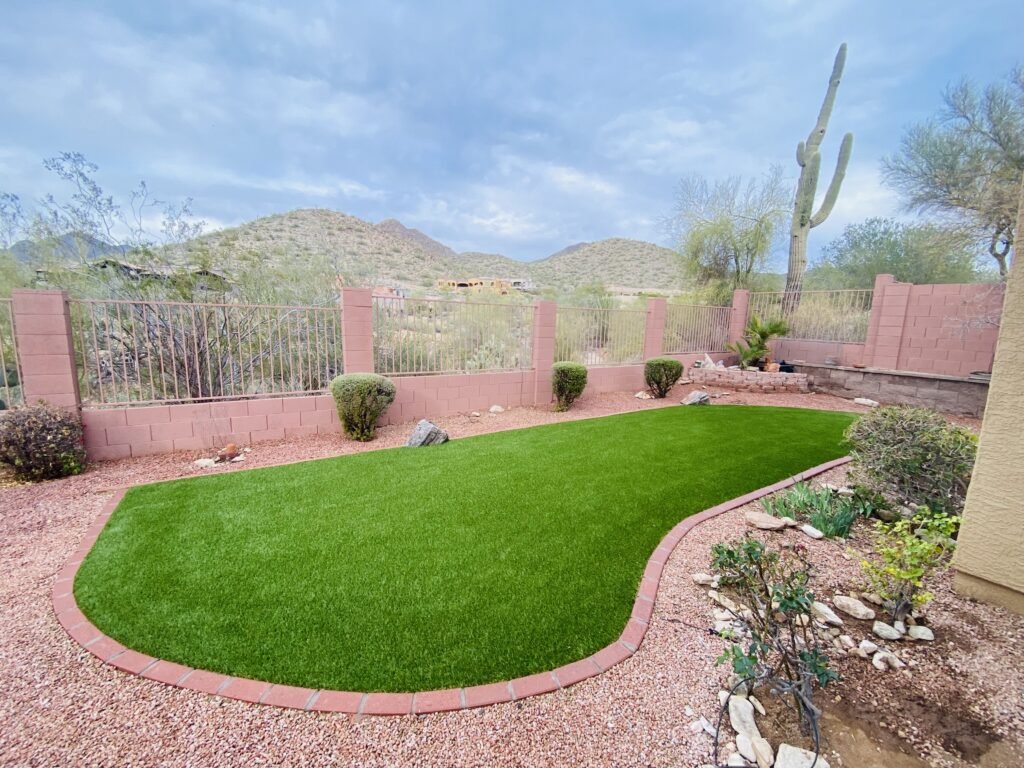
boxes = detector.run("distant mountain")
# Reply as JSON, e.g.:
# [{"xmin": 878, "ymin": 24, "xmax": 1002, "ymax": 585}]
[
  {"xmin": 9, "ymin": 232, "xmax": 126, "ymax": 263},
  {"xmin": 16, "ymin": 208, "xmax": 684, "ymax": 293}
]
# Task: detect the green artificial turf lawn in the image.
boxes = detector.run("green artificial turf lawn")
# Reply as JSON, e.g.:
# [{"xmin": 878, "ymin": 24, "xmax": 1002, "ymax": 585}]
[{"xmin": 75, "ymin": 405, "xmax": 854, "ymax": 692}]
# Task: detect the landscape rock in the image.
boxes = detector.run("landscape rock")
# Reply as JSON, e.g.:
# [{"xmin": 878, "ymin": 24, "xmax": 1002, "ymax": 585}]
[
  {"xmin": 744, "ymin": 511, "xmax": 788, "ymax": 531},
  {"xmin": 832, "ymin": 595, "xmax": 875, "ymax": 621},
  {"xmin": 692, "ymin": 572, "xmax": 717, "ymax": 586},
  {"xmin": 847, "ymin": 647, "xmax": 869, "ymax": 659},
  {"xmin": 229, "ymin": 455, "xmax": 245, "ymax": 463},
  {"xmin": 406, "ymin": 419, "xmax": 450, "ymax": 447},
  {"xmin": 837, "ymin": 486, "xmax": 855, "ymax": 497},
  {"xmin": 728, "ymin": 696, "xmax": 761, "ymax": 740},
  {"xmin": 776, "ymin": 744, "xmax": 829, "ymax": 768},
  {"xmin": 908, "ymin": 625, "xmax": 934, "ymax": 641},
  {"xmin": 872, "ymin": 621, "xmax": 902, "ymax": 641},
  {"xmin": 811, "ymin": 601, "xmax": 844, "ymax": 627},
  {"xmin": 748, "ymin": 695, "xmax": 766, "ymax": 716},
  {"xmin": 799, "ymin": 523, "xmax": 824, "ymax": 540},
  {"xmin": 470, "ymin": 411, "xmax": 481, "ymax": 417},
  {"xmin": 736, "ymin": 733, "xmax": 756, "ymax": 763},
  {"xmin": 781, "ymin": 516, "xmax": 801, "ymax": 528},
  {"xmin": 894, "ymin": 620, "xmax": 907, "ymax": 636},
  {"xmin": 872, "ymin": 650, "xmax": 906, "ymax": 671},
  {"xmin": 860, "ymin": 592, "xmax": 884, "ymax": 606},
  {"xmin": 193, "ymin": 458, "xmax": 217, "ymax": 469},
  {"xmin": 752, "ymin": 736, "xmax": 775, "ymax": 768},
  {"xmin": 838, "ymin": 634, "xmax": 856, "ymax": 649},
  {"xmin": 681, "ymin": 390, "xmax": 711, "ymax": 406},
  {"xmin": 853, "ymin": 397, "xmax": 879, "ymax": 407},
  {"xmin": 726, "ymin": 753, "xmax": 747, "ymax": 767},
  {"xmin": 634, "ymin": 390, "xmax": 654, "ymax": 400},
  {"xmin": 488, "ymin": 404, "xmax": 504, "ymax": 413},
  {"xmin": 859, "ymin": 639, "xmax": 878, "ymax": 655}
]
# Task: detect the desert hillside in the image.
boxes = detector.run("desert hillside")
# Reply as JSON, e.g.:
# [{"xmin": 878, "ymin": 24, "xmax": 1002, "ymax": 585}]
[{"xmin": 170, "ymin": 208, "xmax": 680, "ymax": 292}]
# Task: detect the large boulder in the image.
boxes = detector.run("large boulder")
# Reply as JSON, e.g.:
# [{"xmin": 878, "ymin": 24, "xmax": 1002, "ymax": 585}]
[{"xmin": 406, "ymin": 419, "xmax": 450, "ymax": 447}]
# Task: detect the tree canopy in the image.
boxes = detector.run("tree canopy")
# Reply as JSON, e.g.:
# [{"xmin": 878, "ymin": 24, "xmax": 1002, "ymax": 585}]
[
  {"xmin": 669, "ymin": 167, "xmax": 790, "ymax": 303},
  {"xmin": 882, "ymin": 68, "xmax": 1024, "ymax": 276},
  {"xmin": 806, "ymin": 218, "xmax": 990, "ymax": 290}
]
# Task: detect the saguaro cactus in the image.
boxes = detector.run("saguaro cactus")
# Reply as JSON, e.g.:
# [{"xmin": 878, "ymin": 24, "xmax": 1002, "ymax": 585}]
[{"xmin": 783, "ymin": 44, "xmax": 854, "ymax": 312}]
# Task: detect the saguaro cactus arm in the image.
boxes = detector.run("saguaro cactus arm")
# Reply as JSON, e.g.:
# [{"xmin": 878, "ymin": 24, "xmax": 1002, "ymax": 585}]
[
  {"xmin": 810, "ymin": 132, "xmax": 853, "ymax": 228},
  {"xmin": 806, "ymin": 43, "xmax": 847, "ymax": 149}
]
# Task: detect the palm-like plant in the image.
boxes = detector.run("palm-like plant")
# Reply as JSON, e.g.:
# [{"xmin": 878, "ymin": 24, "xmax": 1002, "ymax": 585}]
[{"xmin": 726, "ymin": 315, "xmax": 789, "ymax": 369}]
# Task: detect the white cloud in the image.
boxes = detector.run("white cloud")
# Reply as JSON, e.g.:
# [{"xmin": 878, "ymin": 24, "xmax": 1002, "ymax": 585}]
[
  {"xmin": 150, "ymin": 160, "xmax": 385, "ymax": 201},
  {"xmin": 598, "ymin": 109, "xmax": 723, "ymax": 174}
]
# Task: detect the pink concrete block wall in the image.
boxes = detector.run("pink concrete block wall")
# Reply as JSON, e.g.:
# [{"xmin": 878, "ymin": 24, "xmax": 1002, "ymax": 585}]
[
  {"xmin": 379, "ymin": 370, "xmax": 531, "ymax": 426},
  {"xmin": 643, "ymin": 298, "xmax": 666, "ymax": 359},
  {"xmin": 771, "ymin": 339, "xmax": 866, "ymax": 367},
  {"xmin": 11, "ymin": 289, "xmax": 80, "ymax": 408},
  {"xmin": 82, "ymin": 395, "xmax": 341, "ymax": 460}
]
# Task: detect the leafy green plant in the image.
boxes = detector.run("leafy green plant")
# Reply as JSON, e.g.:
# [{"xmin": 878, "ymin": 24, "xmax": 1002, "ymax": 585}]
[
  {"xmin": 0, "ymin": 402, "xmax": 86, "ymax": 480},
  {"xmin": 711, "ymin": 536, "xmax": 838, "ymax": 736},
  {"xmin": 644, "ymin": 357, "xmax": 683, "ymax": 398},
  {"xmin": 329, "ymin": 374, "xmax": 396, "ymax": 441},
  {"xmin": 725, "ymin": 315, "xmax": 789, "ymax": 368},
  {"xmin": 846, "ymin": 406, "xmax": 977, "ymax": 515},
  {"xmin": 761, "ymin": 482, "xmax": 868, "ymax": 538},
  {"xmin": 551, "ymin": 362, "xmax": 587, "ymax": 411},
  {"xmin": 860, "ymin": 508, "xmax": 958, "ymax": 622}
]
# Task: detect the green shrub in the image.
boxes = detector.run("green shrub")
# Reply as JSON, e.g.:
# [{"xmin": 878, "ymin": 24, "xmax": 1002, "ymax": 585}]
[
  {"xmin": 711, "ymin": 537, "xmax": 837, "ymax": 736},
  {"xmin": 0, "ymin": 402, "xmax": 86, "ymax": 480},
  {"xmin": 860, "ymin": 508, "xmax": 958, "ymax": 622},
  {"xmin": 329, "ymin": 374, "xmax": 396, "ymax": 441},
  {"xmin": 845, "ymin": 406, "xmax": 976, "ymax": 515},
  {"xmin": 551, "ymin": 362, "xmax": 587, "ymax": 411},
  {"xmin": 761, "ymin": 481, "xmax": 868, "ymax": 538},
  {"xmin": 644, "ymin": 357, "xmax": 683, "ymax": 398}
]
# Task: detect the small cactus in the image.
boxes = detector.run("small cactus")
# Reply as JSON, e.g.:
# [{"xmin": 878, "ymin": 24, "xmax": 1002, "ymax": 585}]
[{"xmin": 784, "ymin": 44, "xmax": 854, "ymax": 312}]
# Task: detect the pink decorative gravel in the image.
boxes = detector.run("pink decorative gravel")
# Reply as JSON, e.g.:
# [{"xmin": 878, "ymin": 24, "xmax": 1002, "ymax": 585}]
[{"xmin": 0, "ymin": 390, "xmax": 1005, "ymax": 767}]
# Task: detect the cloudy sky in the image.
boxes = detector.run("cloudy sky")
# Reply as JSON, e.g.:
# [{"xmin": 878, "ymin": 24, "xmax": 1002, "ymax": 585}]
[{"xmin": 1, "ymin": 1, "xmax": 1021, "ymax": 264}]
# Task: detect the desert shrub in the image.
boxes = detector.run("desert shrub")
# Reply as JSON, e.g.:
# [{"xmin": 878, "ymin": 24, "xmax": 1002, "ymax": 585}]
[
  {"xmin": 644, "ymin": 357, "xmax": 683, "ymax": 398},
  {"xmin": 711, "ymin": 537, "xmax": 837, "ymax": 738},
  {"xmin": 552, "ymin": 362, "xmax": 587, "ymax": 411},
  {"xmin": 845, "ymin": 406, "xmax": 976, "ymax": 515},
  {"xmin": 860, "ymin": 509, "xmax": 958, "ymax": 622},
  {"xmin": 329, "ymin": 374, "xmax": 396, "ymax": 441},
  {"xmin": 0, "ymin": 403, "xmax": 86, "ymax": 480},
  {"xmin": 761, "ymin": 482, "xmax": 871, "ymax": 538}
]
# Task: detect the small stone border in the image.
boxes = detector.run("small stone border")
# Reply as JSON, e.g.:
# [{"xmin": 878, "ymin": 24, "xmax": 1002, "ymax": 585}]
[{"xmin": 52, "ymin": 456, "xmax": 851, "ymax": 716}]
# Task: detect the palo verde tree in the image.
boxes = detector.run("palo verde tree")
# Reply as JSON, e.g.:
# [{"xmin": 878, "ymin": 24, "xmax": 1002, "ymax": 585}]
[
  {"xmin": 669, "ymin": 166, "xmax": 790, "ymax": 304},
  {"xmin": 784, "ymin": 43, "xmax": 854, "ymax": 312},
  {"xmin": 882, "ymin": 68, "xmax": 1024, "ymax": 278}
]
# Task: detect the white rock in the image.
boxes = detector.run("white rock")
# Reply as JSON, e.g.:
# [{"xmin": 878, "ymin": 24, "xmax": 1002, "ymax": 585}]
[
  {"xmin": 908, "ymin": 625, "xmax": 934, "ymax": 641},
  {"xmin": 837, "ymin": 486, "xmax": 855, "ymax": 497},
  {"xmin": 782, "ymin": 516, "xmax": 801, "ymax": 528},
  {"xmin": 872, "ymin": 621, "xmax": 902, "ymax": 641},
  {"xmin": 745, "ymin": 511, "xmax": 789, "ymax": 530},
  {"xmin": 709, "ymin": 590, "xmax": 742, "ymax": 613},
  {"xmin": 719, "ymin": 690, "xmax": 730, "ymax": 706},
  {"xmin": 860, "ymin": 592, "xmax": 884, "ymax": 606},
  {"xmin": 634, "ymin": 390, "xmax": 654, "ymax": 400},
  {"xmin": 692, "ymin": 572, "xmax": 716, "ymax": 586},
  {"xmin": 729, "ymin": 696, "xmax": 761, "ymax": 740},
  {"xmin": 726, "ymin": 753, "xmax": 747, "ymax": 767},
  {"xmin": 859, "ymin": 639, "xmax": 879, "ymax": 655},
  {"xmin": 748, "ymin": 695, "xmax": 766, "ymax": 716},
  {"xmin": 737, "ymin": 733, "xmax": 757, "ymax": 763},
  {"xmin": 229, "ymin": 455, "xmax": 245, "ymax": 462},
  {"xmin": 854, "ymin": 397, "xmax": 879, "ymax": 407},
  {"xmin": 193, "ymin": 458, "xmax": 217, "ymax": 468},
  {"xmin": 894, "ymin": 620, "xmax": 907, "ymax": 636},
  {"xmin": 872, "ymin": 650, "xmax": 906, "ymax": 670},
  {"xmin": 811, "ymin": 601, "xmax": 844, "ymax": 627},
  {"xmin": 776, "ymin": 743, "xmax": 829, "ymax": 768},
  {"xmin": 470, "ymin": 411, "xmax": 481, "ymax": 417},
  {"xmin": 714, "ymin": 620, "xmax": 738, "ymax": 636},
  {"xmin": 838, "ymin": 634, "xmax": 856, "ymax": 649},
  {"xmin": 488, "ymin": 404, "xmax": 504, "ymax": 413},
  {"xmin": 799, "ymin": 523, "xmax": 824, "ymax": 540},
  {"xmin": 752, "ymin": 736, "xmax": 775, "ymax": 768},
  {"xmin": 832, "ymin": 595, "xmax": 876, "ymax": 621},
  {"xmin": 847, "ymin": 647, "xmax": 869, "ymax": 659}
]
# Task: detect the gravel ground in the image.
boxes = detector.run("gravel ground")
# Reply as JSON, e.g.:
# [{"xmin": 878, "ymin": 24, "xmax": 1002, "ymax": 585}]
[{"xmin": 0, "ymin": 390, "xmax": 1004, "ymax": 767}]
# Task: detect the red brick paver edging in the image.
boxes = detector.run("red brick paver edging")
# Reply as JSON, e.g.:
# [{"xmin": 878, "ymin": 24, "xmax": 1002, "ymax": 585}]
[{"xmin": 52, "ymin": 456, "xmax": 851, "ymax": 716}]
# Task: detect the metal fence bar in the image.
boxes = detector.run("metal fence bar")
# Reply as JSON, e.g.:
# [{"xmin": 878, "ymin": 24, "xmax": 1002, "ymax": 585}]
[
  {"xmin": 372, "ymin": 296, "xmax": 535, "ymax": 375},
  {"xmin": 0, "ymin": 299, "xmax": 24, "ymax": 409},
  {"xmin": 746, "ymin": 290, "xmax": 874, "ymax": 343},
  {"xmin": 554, "ymin": 306, "xmax": 647, "ymax": 365},
  {"xmin": 662, "ymin": 303, "xmax": 732, "ymax": 353},
  {"xmin": 70, "ymin": 299, "xmax": 344, "ymax": 407}
]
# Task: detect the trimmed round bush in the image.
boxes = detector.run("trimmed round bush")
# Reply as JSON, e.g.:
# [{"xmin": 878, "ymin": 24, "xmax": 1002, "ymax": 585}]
[
  {"xmin": 644, "ymin": 357, "xmax": 684, "ymax": 398},
  {"xmin": 552, "ymin": 361, "xmax": 587, "ymax": 411},
  {"xmin": 845, "ymin": 405, "xmax": 977, "ymax": 515},
  {"xmin": 0, "ymin": 402, "xmax": 86, "ymax": 480},
  {"xmin": 330, "ymin": 374, "xmax": 397, "ymax": 442}
]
